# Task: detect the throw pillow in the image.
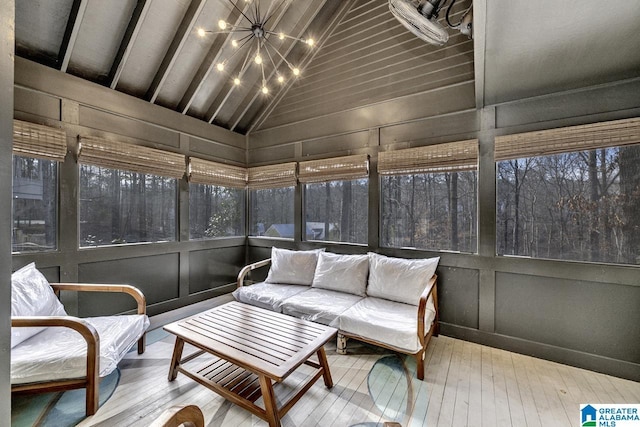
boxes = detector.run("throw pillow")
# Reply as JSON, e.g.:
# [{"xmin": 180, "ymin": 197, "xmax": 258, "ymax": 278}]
[
  {"xmin": 367, "ymin": 252, "xmax": 439, "ymax": 305},
  {"xmin": 265, "ymin": 247, "xmax": 324, "ymax": 286},
  {"xmin": 311, "ymin": 252, "xmax": 369, "ymax": 296},
  {"xmin": 11, "ymin": 263, "xmax": 67, "ymax": 348}
]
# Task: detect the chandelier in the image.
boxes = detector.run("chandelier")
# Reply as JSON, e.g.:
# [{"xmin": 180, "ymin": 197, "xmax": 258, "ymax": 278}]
[{"xmin": 197, "ymin": 0, "xmax": 315, "ymax": 95}]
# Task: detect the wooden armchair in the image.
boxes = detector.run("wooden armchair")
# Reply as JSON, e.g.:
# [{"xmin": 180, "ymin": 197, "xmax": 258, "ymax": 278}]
[{"xmin": 11, "ymin": 282, "xmax": 148, "ymax": 416}]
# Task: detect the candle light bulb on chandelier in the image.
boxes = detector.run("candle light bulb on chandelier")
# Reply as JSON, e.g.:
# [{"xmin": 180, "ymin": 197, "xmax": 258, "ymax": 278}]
[
  {"xmin": 216, "ymin": 62, "xmax": 224, "ymax": 71},
  {"xmin": 262, "ymin": 86, "xmax": 269, "ymax": 94},
  {"xmin": 197, "ymin": 28, "xmax": 206, "ymax": 37},
  {"xmin": 306, "ymin": 38, "xmax": 315, "ymax": 46},
  {"xmin": 292, "ymin": 67, "xmax": 300, "ymax": 76},
  {"xmin": 231, "ymin": 39, "xmax": 238, "ymax": 48},
  {"xmin": 233, "ymin": 77, "xmax": 241, "ymax": 86},
  {"xmin": 254, "ymin": 54, "xmax": 262, "ymax": 65},
  {"xmin": 277, "ymin": 75, "xmax": 284, "ymax": 83},
  {"xmin": 279, "ymin": 33, "xmax": 285, "ymax": 40}
]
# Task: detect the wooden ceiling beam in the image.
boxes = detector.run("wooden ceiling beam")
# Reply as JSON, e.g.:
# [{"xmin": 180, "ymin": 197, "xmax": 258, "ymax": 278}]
[
  {"xmin": 146, "ymin": 0, "xmax": 207, "ymax": 103},
  {"xmin": 58, "ymin": 0, "xmax": 88, "ymax": 72},
  {"xmin": 108, "ymin": 0, "xmax": 153, "ymax": 89}
]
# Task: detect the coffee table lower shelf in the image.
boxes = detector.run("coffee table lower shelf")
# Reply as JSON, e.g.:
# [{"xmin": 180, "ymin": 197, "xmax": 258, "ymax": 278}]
[{"xmin": 174, "ymin": 348, "xmax": 331, "ymax": 424}]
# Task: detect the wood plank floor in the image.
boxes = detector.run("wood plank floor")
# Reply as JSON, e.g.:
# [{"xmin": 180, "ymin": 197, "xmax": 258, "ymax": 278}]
[{"xmin": 78, "ymin": 300, "xmax": 640, "ymax": 427}]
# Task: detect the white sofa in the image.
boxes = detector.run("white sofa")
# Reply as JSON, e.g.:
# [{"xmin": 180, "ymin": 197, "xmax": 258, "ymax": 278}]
[
  {"xmin": 233, "ymin": 248, "xmax": 439, "ymax": 380},
  {"xmin": 10, "ymin": 263, "xmax": 150, "ymax": 415}
]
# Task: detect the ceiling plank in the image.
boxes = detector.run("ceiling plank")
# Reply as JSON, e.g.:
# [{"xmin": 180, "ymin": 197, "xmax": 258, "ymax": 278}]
[
  {"xmin": 176, "ymin": 3, "xmax": 248, "ymax": 114},
  {"xmin": 146, "ymin": 0, "xmax": 207, "ymax": 103},
  {"xmin": 247, "ymin": 0, "xmax": 357, "ymax": 134},
  {"xmin": 108, "ymin": 0, "xmax": 153, "ymax": 89},
  {"xmin": 204, "ymin": 0, "xmax": 298, "ymax": 124},
  {"xmin": 58, "ymin": 0, "xmax": 88, "ymax": 72}
]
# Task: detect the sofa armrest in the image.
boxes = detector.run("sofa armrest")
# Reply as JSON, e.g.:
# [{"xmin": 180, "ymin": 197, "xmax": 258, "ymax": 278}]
[
  {"xmin": 51, "ymin": 283, "xmax": 146, "ymax": 316},
  {"xmin": 417, "ymin": 274, "xmax": 438, "ymax": 344},
  {"xmin": 236, "ymin": 258, "xmax": 271, "ymax": 289}
]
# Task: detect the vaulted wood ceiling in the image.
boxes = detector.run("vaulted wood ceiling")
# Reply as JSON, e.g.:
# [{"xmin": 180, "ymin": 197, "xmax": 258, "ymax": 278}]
[{"xmin": 14, "ymin": 0, "xmax": 640, "ymax": 136}]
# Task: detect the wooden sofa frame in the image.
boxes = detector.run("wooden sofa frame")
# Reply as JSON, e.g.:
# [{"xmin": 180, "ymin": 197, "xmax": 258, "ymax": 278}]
[
  {"xmin": 11, "ymin": 283, "xmax": 147, "ymax": 416},
  {"xmin": 237, "ymin": 259, "xmax": 439, "ymax": 380}
]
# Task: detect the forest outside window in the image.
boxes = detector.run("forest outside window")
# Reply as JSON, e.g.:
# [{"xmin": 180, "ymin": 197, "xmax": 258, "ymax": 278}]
[
  {"xmin": 12, "ymin": 156, "xmax": 58, "ymax": 252},
  {"xmin": 189, "ymin": 158, "xmax": 246, "ymax": 239},
  {"xmin": 248, "ymin": 163, "xmax": 297, "ymax": 238},
  {"xmin": 299, "ymin": 155, "xmax": 369, "ymax": 244},
  {"xmin": 78, "ymin": 136, "xmax": 184, "ymax": 247},
  {"xmin": 495, "ymin": 118, "xmax": 640, "ymax": 265},
  {"xmin": 379, "ymin": 140, "xmax": 478, "ymax": 252},
  {"xmin": 11, "ymin": 120, "xmax": 67, "ymax": 253}
]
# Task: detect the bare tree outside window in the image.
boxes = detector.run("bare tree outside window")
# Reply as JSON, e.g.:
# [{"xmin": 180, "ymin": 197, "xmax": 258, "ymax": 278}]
[
  {"xmin": 381, "ymin": 172, "xmax": 477, "ymax": 252},
  {"xmin": 79, "ymin": 165, "xmax": 176, "ymax": 247},
  {"xmin": 189, "ymin": 183, "xmax": 244, "ymax": 239},
  {"xmin": 12, "ymin": 156, "xmax": 57, "ymax": 252},
  {"xmin": 496, "ymin": 144, "xmax": 640, "ymax": 265},
  {"xmin": 249, "ymin": 187, "xmax": 295, "ymax": 238},
  {"xmin": 304, "ymin": 179, "xmax": 368, "ymax": 244}
]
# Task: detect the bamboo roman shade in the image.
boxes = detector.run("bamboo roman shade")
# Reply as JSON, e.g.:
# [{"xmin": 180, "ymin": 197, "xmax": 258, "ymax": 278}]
[
  {"xmin": 298, "ymin": 154, "xmax": 369, "ymax": 183},
  {"xmin": 13, "ymin": 120, "xmax": 67, "ymax": 161},
  {"xmin": 78, "ymin": 136, "xmax": 185, "ymax": 179},
  {"xmin": 189, "ymin": 157, "xmax": 247, "ymax": 188},
  {"xmin": 378, "ymin": 139, "xmax": 478, "ymax": 175},
  {"xmin": 248, "ymin": 162, "xmax": 297, "ymax": 190},
  {"xmin": 495, "ymin": 117, "xmax": 640, "ymax": 161}
]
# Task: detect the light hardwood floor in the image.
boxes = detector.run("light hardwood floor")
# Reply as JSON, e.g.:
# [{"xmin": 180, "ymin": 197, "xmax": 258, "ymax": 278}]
[{"xmin": 79, "ymin": 299, "xmax": 640, "ymax": 427}]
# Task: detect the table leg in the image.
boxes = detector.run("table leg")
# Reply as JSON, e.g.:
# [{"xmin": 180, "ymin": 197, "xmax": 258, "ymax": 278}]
[
  {"xmin": 317, "ymin": 347, "xmax": 333, "ymax": 388},
  {"xmin": 259, "ymin": 374, "xmax": 281, "ymax": 427},
  {"xmin": 168, "ymin": 337, "xmax": 185, "ymax": 381}
]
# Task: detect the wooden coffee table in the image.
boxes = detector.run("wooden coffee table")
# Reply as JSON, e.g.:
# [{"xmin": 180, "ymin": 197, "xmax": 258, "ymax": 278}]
[{"xmin": 164, "ymin": 301, "xmax": 337, "ymax": 427}]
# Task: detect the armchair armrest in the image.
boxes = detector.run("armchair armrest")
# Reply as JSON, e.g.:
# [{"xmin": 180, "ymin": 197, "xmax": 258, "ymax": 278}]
[
  {"xmin": 236, "ymin": 258, "xmax": 271, "ymax": 289},
  {"xmin": 417, "ymin": 274, "xmax": 438, "ymax": 345},
  {"xmin": 51, "ymin": 283, "xmax": 146, "ymax": 316},
  {"xmin": 11, "ymin": 316, "xmax": 100, "ymax": 413}
]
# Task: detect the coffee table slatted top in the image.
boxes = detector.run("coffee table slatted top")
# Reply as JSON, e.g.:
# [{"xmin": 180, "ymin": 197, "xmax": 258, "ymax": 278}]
[{"xmin": 164, "ymin": 301, "xmax": 337, "ymax": 381}]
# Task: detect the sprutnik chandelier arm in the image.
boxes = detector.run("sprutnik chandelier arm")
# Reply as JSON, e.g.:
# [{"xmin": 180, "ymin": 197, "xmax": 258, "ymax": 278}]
[{"xmin": 196, "ymin": 0, "xmax": 314, "ymax": 95}]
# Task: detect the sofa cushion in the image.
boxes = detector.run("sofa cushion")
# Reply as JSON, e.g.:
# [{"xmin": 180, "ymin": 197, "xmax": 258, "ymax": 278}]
[
  {"xmin": 265, "ymin": 247, "xmax": 324, "ymax": 286},
  {"xmin": 281, "ymin": 288, "xmax": 364, "ymax": 327},
  {"xmin": 339, "ymin": 297, "xmax": 436, "ymax": 353},
  {"xmin": 367, "ymin": 252, "xmax": 439, "ymax": 306},
  {"xmin": 11, "ymin": 263, "xmax": 67, "ymax": 348},
  {"xmin": 232, "ymin": 282, "xmax": 309, "ymax": 312},
  {"xmin": 11, "ymin": 314, "xmax": 149, "ymax": 385},
  {"xmin": 311, "ymin": 252, "xmax": 369, "ymax": 297}
]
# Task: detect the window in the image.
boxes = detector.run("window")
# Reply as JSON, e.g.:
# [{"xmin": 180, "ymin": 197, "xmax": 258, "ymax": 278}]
[
  {"xmin": 79, "ymin": 165, "xmax": 177, "ymax": 246},
  {"xmin": 249, "ymin": 187, "xmax": 296, "ymax": 237},
  {"xmin": 11, "ymin": 120, "xmax": 66, "ymax": 253},
  {"xmin": 189, "ymin": 157, "xmax": 247, "ymax": 239},
  {"xmin": 380, "ymin": 172, "xmax": 477, "ymax": 251},
  {"xmin": 304, "ymin": 179, "xmax": 368, "ymax": 243},
  {"xmin": 495, "ymin": 118, "xmax": 640, "ymax": 265},
  {"xmin": 379, "ymin": 140, "xmax": 478, "ymax": 252},
  {"xmin": 78, "ymin": 136, "xmax": 184, "ymax": 247},
  {"xmin": 299, "ymin": 154, "xmax": 369, "ymax": 244},
  {"xmin": 248, "ymin": 162, "xmax": 297, "ymax": 238},
  {"xmin": 190, "ymin": 183, "xmax": 244, "ymax": 238},
  {"xmin": 12, "ymin": 156, "xmax": 58, "ymax": 252}
]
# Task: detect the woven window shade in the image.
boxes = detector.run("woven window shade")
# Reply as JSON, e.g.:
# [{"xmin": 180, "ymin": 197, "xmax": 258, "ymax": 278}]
[
  {"xmin": 298, "ymin": 154, "xmax": 369, "ymax": 183},
  {"xmin": 13, "ymin": 120, "xmax": 67, "ymax": 161},
  {"xmin": 495, "ymin": 117, "xmax": 640, "ymax": 161},
  {"xmin": 378, "ymin": 139, "xmax": 478, "ymax": 175},
  {"xmin": 248, "ymin": 162, "xmax": 297, "ymax": 190},
  {"xmin": 189, "ymin": 157, "xmax": 247, "ymax": 188},
  {"xmin": 78, "ymin": 136, "xmax": 185, "ymax": 179}
]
